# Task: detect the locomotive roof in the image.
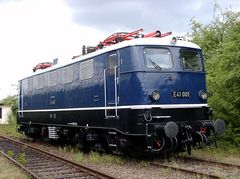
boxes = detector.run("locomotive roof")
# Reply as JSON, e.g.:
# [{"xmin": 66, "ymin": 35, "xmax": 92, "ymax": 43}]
[
  {"xmin": 20, "ymin": 37, "xmax": 201, "ymax": 80},
  {"xmin": 80, "ymin": 37, "xmax": 201, "ymax": 60}
]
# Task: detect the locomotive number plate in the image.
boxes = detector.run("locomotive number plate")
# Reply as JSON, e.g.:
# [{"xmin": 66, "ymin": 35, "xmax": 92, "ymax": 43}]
[{"xmin": 172, "ymin": 91, "xmax": 191, "ymax": 98}]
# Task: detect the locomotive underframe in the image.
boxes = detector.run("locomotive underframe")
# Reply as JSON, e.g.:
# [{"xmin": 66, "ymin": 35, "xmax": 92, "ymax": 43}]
[{"xmin": 17, "ymin": 106, "xmax": 216, "ymax": 154}]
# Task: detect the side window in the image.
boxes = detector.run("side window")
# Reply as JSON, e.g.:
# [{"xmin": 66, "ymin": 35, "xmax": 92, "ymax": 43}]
[
  {"xmin": 62, "ymin": 65, "xmax": 73, "ymax": 84},
  {"xmin": 48, "ymin": 70, "xmax": 58, "ymax": 86},
  {"xmin": 36, "ymin": 74, "xmax": 45, "ymax": 89},
  {"xmin": 108, "ymin": 53, "xmax": 118, "ymax": 74},
  {"xmin": 28, "ymin": 77, "xmax": 33, "ymax": 92},
  {"xmin": 80, "ymin": 59, "xmax": 93, "ymax": 80}
]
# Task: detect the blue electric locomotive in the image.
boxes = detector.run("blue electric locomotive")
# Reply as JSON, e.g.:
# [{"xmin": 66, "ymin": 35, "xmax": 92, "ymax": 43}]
[{"xmin": 17, "ymin": 30, "xmax": 225, "ymax": 154}]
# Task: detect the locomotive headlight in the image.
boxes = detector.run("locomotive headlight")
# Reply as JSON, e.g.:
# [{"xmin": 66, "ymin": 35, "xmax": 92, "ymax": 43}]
[
  {"xmin": 199, "ymin": 91, "xmax": 208, "ymax": 100},
  {"xmin": 150, "ymin": 90, "xmax": 160, "ymax": 101}
]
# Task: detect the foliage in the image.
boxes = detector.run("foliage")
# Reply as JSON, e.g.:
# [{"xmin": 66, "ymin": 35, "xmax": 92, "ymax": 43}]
[
  {"xmin": 188, "ymin": 7, "xmax": 240, "ymax": 147},
  {"xmin": 6, "ymin": 150, "xmax": 15, "ymax": 158},
  {"xmin": 0, "ymin": 96, "xmax": 22, "ymax": 137},
  {"xmin": 0, "ymin": 124, "xmax": 22, "ymax": 137},
  {"xmin": 2, "ymin": 95, "xmax": 18, "ymax": 115},
  {"xmin": 72, "ymin": 152, "xmax": 84, "ymax": 162},
  {"xmin": 89, "ymin": 151, "xmax": 126, "ymax": 165},
  {"xmin": 17, "ymin": 153, "xmax": 28, "ymax": 165},
  {"xmin": 2, "ymin": 95, "xmax": 18, "ymax": 125}
]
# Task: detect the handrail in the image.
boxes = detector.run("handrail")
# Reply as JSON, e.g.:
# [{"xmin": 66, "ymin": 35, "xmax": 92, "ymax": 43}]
[
  {"xmin": 103, "ymin": 68, "xmax": 107, "ymax": 118},
  {"xmin": 18, "ymin": 82, "xmax": 24, "ymax": 117},
  {"xmin": 114, "ymin": 66, "xmax": 119, "ymax": 118}
]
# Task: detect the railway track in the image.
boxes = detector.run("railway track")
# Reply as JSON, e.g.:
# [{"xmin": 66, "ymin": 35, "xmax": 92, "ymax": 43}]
[
  {"xmin": 0, "ymin": 135, "xmax": 116, "ymax": 179},
  {"xmin": 182, "ymin": 156, "xmax": 240, "ymax": 169},
  {"xmin": 150, "ymin": 156, "xmax": 240, "ymax": 179},
  {"xmin": 1, "ymin": 135, "xmax": 239, "ymax": 179}
]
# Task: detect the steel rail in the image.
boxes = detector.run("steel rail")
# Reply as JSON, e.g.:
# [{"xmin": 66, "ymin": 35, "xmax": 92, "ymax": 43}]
[
  {"xmin": 150, "ymin": 161, "xmax": 221, "ymax": 179},
  {"xmin": 0, "ymin": 150, "xmax": 41, "ymax": 179},
  {"xmin": 181, "ymin": 156, "xmax": 240, "ymax": 169}
]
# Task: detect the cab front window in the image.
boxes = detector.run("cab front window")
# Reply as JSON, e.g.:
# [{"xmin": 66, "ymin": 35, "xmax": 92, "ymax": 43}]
[
  {"xmin": 179, "ymin": 48, "xmax": 202, "ymax": 71},
  {"xmin": 143, "ymin": 48, "xmax": 173, "ymax": 70}
]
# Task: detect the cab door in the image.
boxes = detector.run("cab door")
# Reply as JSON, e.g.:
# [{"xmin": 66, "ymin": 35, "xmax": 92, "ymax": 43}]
[
  {"xmin": 104, "ymin": 51, "xmax": 119, "ymax": 118},
  {"xmin": 18, "ymin": 81, "xmax": 24, "ymax": 118}
]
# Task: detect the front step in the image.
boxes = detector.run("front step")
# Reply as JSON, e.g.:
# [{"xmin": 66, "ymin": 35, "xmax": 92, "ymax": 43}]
[
  {"xmin": 108, "ymin": 130, "xmax": 117, "ymax": 148},
  {"xmin": 48, "ymin": 126, "xmax": 60, "ymax": 139}
]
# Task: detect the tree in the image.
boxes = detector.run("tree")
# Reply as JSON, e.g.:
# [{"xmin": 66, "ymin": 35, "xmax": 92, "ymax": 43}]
[{"xmin": 189, "ymin": 8, "xmax": 240, "ymax": 147}]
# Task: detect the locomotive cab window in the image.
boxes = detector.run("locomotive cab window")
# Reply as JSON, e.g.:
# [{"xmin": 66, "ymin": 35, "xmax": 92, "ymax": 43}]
[
  {"xmin": 108, "ymin": 53, "xmax": 118, "ymax": 74},
  {"xmin": 179, "ymin": 48, "xmax": 201, "ymax": 71},
  {"xmin": 143, "ymin": 48, "xmax": 172, "ymax": 70}
]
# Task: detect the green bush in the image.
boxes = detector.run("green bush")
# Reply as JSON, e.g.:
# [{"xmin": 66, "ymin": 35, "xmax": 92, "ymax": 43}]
[{"xmin": 189, "ymin": 8, "xmax": 240, "ymax": 148}]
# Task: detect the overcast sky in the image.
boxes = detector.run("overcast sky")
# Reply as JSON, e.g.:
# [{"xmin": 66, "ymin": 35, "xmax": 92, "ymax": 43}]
[{"xmin": 0, "ymin": 0, "xmax": 239, "ymax": 100}]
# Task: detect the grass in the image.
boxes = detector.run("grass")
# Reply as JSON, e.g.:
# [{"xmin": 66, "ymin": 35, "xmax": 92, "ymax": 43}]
[
  {"xmin": 0, "ymin": 123, "xmax": 23, "ymax": 138},
  {"xmin": 0, "ymin": 113, "xmax": 25, "ymax": 138},
  {"xmin": 59, "ymin": 144, "xmax": 82, "ymax": 154},
  {"xmin": 58, "ymin": 144, "xmax": 127, "ymax": 166},
  {"xmin": 17, "ymin": 153, "xmax": 28, "ymax": 165},
  {"xmin": 6, "ymin": 150, "xmax": 28, "ymax": 165},
  {"xmin": 0, "ymin": 119, "xmax": 30, "ymax": 178},
  {"xmin": 139, "ymin": 160, "xmax": 149, "ymax": 167},
  {"xmin": 88, "ymin": 151, "xmax": 127, "ymax": 165},
  {"xmin": 191, "ymin": 142, "xmax": 240, "ymax": 164},
  {"xmin": 0, "ymin": 155, "xmax": 30, "ymax": 179},
  {"xmin": 0, "ymin": 115, "xmax": 22, "ymax": 137},
  {"xmin": 6, "ymin": 150, "xmax": 15, "ymax": 158},
  {"xmin": 72, "ymin": 152, "xmax": 84, "ymax": 162},
  {"xmin": 58, "ymin": 145, "xmax": 85, "ymax": 162}
]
